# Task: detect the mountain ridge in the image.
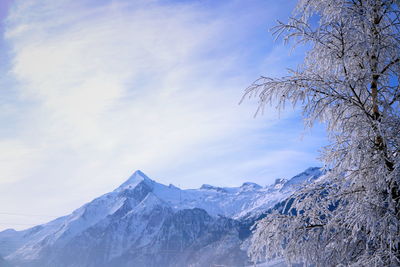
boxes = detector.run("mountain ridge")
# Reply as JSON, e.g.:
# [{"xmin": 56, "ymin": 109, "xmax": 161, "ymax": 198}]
[{"xmin": 0, "ymin": 167, "xmax": 324, "ymax": 267}]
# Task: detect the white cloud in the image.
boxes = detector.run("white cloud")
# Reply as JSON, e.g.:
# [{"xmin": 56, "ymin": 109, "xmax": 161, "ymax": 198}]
[
  {"xmin": 0, "ymin": 140, "xmax": 40, "ymax": 184},
  {"xmin": 0, "ymin": 0, "xmax": 325, "ymax": 230},
  {"xmin": 2, "ymin": 2, "xmax": 255, "ymax": 177}
]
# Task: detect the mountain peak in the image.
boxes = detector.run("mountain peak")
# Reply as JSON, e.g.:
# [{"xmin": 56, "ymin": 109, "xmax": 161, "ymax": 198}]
[
  {"xmin": 241, "ymin": 182, "xmax": 261, "ymax": 189},
  {"xmin": 116, "ymin": 170, "xmax": 154, "ymax": 191},
  {"xmin": 281, "ymin": 166, "xmax": 323, "ymax": 191}
]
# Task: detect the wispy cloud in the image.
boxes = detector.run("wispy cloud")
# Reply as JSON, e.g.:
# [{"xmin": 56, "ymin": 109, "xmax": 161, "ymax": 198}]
[{"xmin": 0, "ymin": 0, "xmax": 326, "ymax": 230}]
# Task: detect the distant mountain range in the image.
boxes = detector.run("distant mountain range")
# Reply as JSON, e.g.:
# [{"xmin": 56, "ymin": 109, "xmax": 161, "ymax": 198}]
[{"xmin": 0, "ymin": 167, "xmax": 323, "ymax": 267}]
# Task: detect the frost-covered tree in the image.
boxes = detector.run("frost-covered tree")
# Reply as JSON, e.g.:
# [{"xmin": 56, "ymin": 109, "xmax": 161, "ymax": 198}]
[{"xmin": 244, "ymin": 0, "xmax": 400, "ymax": 266}]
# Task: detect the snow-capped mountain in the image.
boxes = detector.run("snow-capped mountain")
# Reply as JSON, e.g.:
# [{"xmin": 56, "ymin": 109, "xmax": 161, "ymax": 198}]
[{"xmin": 0, "ymin": 167, "xmax": 323, "ymax": 267}]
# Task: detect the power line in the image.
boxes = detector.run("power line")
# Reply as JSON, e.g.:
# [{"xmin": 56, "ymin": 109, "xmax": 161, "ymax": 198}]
[
  {"xmin": 0, "ymin": 212, "xmax": 58, "ymax": 218},
  {"xmin": 0, "ymin": 222, "xmax": 43, "ymax": 226}
]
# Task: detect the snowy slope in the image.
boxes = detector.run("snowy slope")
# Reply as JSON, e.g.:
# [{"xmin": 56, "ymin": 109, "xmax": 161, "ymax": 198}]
[
  {"xmin": 0, "ymin": 167, "xmax": 323, "ymax": 267},
  {"xmin": 115, "ymin": 168, "xmax": 322, "ymax": 220}
]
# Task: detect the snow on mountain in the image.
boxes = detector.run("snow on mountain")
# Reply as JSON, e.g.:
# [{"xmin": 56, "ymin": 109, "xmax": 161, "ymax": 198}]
[
  {"xmin": 280, "ymin": 167, "xmax": 323, "ymax": 192},
  {"xmin": 0, "ymin": 167, "xmax": 324, "ymax": 267}
]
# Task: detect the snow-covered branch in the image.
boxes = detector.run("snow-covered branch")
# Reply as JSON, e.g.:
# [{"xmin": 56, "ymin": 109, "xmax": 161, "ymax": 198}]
[{"xmin": 245, "ymin": 0, "xmax": 400, "ymax": 266}]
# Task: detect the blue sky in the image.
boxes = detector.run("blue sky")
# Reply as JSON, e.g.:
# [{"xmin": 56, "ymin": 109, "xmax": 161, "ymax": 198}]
[{"xmin": 0, "ymin": 0, "xmax": 327, "ymax": 230}]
